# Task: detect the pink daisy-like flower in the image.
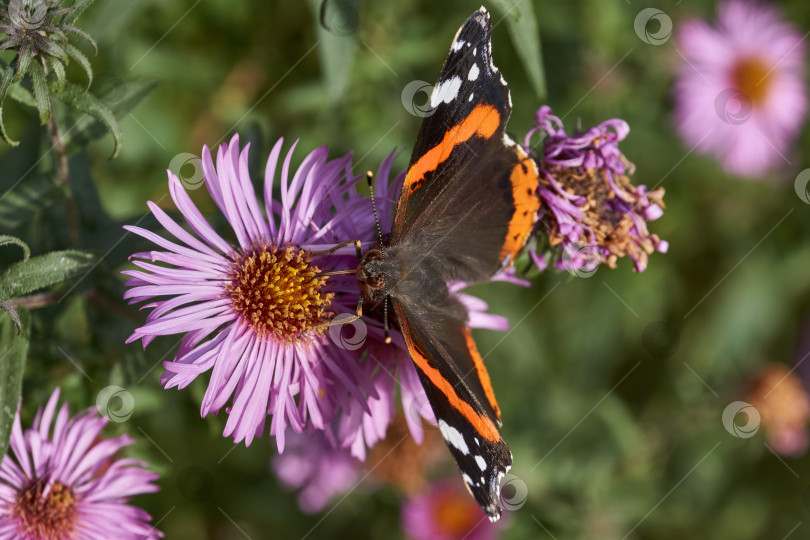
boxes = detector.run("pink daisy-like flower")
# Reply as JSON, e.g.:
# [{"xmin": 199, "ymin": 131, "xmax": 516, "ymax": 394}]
[
  {"xmin": 525, "ymin": 106, "xmax": 667, "ymax": 273},
  {"xmin": 674, "ymin": 0, "xmax": 807, "ymax": 177},
  {"xmin": 124, "ymin": 134, "xmax": 378, "ymax": 451},
  {"xmin": 402, "ymin": 481, "xmax": 503, "ymax": 540},
  {"xmin": 0, "ymin": 388, "xmax": 161, "ymax": 540}
]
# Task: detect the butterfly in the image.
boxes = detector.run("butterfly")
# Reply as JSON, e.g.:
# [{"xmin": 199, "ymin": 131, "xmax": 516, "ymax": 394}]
[{"xmin": 354, "ymin": 7, "xmax": 541, "ymax": 521}]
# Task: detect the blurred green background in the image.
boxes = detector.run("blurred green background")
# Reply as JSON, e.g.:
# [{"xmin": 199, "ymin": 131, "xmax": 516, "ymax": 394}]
[{"xmin": 3, "ymin": 0, "xmax": 810, "ymax": 538}]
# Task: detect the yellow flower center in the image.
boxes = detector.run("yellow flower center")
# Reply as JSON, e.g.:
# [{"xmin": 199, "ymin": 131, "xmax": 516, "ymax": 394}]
[
  {"xmin": 731, "ymin": 56, "xmax": 772, "ymax": 106},
  {"xmin": 226, "ymin": 244, "xmax": 332, "ymax": 342},
  {"xmin": 15, "ymin": 481, "xmax": 78, "ymax": 539}
]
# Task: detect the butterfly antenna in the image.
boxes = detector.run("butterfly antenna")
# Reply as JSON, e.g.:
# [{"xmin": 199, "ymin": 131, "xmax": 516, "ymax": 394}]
[
  {"xmin": 366, "ymin": 171, "xmax": 385, "ymax": 254},
  {"xmin": 367, "ymin": 170, "xmax": 392, "ymax": 344}
]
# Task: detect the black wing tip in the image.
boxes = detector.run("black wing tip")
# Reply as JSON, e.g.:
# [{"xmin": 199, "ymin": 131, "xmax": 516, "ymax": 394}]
[{"xmin": 473, "ymin": 6, "xmax": 492, "ymax": 27}]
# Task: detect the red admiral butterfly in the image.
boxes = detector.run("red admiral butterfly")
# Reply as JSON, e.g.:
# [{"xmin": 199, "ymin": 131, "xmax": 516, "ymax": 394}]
[{"xmin": 357, "ymin": 7, "xmax": 541, "ymax": 521}]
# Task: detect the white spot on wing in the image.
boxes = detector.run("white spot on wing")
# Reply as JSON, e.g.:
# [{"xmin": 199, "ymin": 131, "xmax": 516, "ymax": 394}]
[
  {"xmin": 468, "ymin": 93, "xmax": 474, "ymax": 102},
  {"xmin": 451, "ymin": 39, "xmax": 466, "ymax": 52},
  {"xmin": 430, "ymin": 76, "xmax": 462, "ymax": 108},
  {"xmin": 473, "ymin": 47, "xmax": 477, "ymax": 56},
  {"xmin": 462, "ymin": 473, "xmax": 474, "ymax": 485},
  {"xmin": 438, "ymin": 419, "xmax": 469, "ymax": 455},
  {"xmin": 468, "ymin": 63, "xmax": 480, "ymax": 81},
  {"xmin": 475, "ymin": 455, "xmax": 487, "ymax": 471}
]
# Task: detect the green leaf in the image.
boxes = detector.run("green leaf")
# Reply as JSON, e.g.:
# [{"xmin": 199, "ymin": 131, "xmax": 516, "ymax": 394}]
[
  {"xmin": 62, "ymin": 42, "xmax": 93, "ymax": 89},
  {"xmin": 49, "ymin": 81, "xmax": 121, "ymax": 158},
  {"xmin": 49, "ymin": 58, "xmax": 67, "ymax": 92},
  {"xmin": 0, "ymin": 235, "xmax": 30, "ymax": 262},
  {"xmin": 28, "ymin": 61, "xmax": 51, "ymax": 125},
  {"xmin": 62, "ymin": 77, "xmax": 157, "ymax": 156},
  {"xmin": 0, "ymin": 250, "xmax": 95, "ymax": 299},
  {"xmin": 0, "ymin": 67, "xmax": 20, "ymax": 146},
  {"xmin": 12, "ymin": 47, "xmax": 32, "ymax": 84},
  {"xmin": 491, "ymin": 0, "xmax": 547, "ymax": 100},
  {"xmin": 0, "ymin": 174, "xmax": 60, "ymax": 230},
  {"xmin": 62, "ymin": 0, "xmax": 95, "ymax": 25},
  {"xmin": 0, "ymin": 299, "xmax": 21, "ymax": 334},
  {"xmin": 0, "ymin": 309, "xmax": 28, "ymax": 460},
  {"xmin": 6, "ymin": 81, "xmax": 35, "ymax": 109}
]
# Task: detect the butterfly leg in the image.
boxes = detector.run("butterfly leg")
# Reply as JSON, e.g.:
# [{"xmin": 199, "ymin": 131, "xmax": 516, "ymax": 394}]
[{"xmin": 304, "ymin": 239, "xmax": 362, "ymax": 259}]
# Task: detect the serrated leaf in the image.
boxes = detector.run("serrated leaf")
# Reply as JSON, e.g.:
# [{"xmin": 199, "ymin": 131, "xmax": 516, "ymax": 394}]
[
  {"xmin": 62, "ymin": 77, "xmax": 157, "ymax": 155},
  {"xmin": 62, "ymin": 42, "xmax": 93, "ymax": 89},
  {"xmin": 50, "ymin": 58, "xmax": 66, "ymax": 92},
  {"xmin": 0, "ymin": 174, "xmax": 60, "ymax": 230},
  {"xmin": 49, "ymin": 81, "xmax": 121, "ymax": 158},
  {"xmin": 62, "ymin": 0, "xmax": 95, "ymax": 25},
  {"xmin": 0, "ymin": 299, "xmax": 21, "ymax": 334},
  {"xmin": 0, "ymin": 309, "xmax": 28, "ymax": 460},
  {"xmin": 491, "ymin": 0, "xmax": 547, "ymax": 100},
  {"xmin": 6, "ymin": 83, "xmax": 35, "ymax": 108},
  {"xmin": 12, "ymin": 47, "xmax": 32, "ymax": 84},
  {"xmin": 0, "ymin": 67, "xmax": 20, "ymax": 146},
  {"xmin": 0, "ymin": 235, "xmax": 30, "ymax": 262},
  {"xmin": 0, "ymin": 250, "xmax": 95, "ymax": 299},
  {"xmin": 28, "ymin": 61, "xmax": 51, "ymax": 125}
]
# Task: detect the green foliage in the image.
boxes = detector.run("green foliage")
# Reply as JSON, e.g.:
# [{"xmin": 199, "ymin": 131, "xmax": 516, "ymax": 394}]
[
  {"xmin": 0, "ymin": 309, "xmax": 28, "ymax": 459},
  {"xmin": 0, "ymin": 249, "xmax": 95, "ymax": 299},
  {"xmin": 0, "ymin": 1, "xmax": 808, "ymax": 539}
]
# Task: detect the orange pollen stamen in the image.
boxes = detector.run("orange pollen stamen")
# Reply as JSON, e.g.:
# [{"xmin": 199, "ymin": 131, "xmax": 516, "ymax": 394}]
[
  {"xmin": 14, "ymin": 480, "xmax": 78, "ymax": 540},
  {"xmin": 731, "ymin": 56, "xmax": 772, "ymax": 105},
  {"xmin": 226, "ymin": 244, "xmax": 333, "ymax": 342}
]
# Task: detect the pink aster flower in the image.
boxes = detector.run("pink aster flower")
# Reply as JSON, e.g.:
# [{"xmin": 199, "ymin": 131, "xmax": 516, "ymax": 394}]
[
  {"xmin": 525, "ymin": 106, "xmax": 667, "ymax": 273},
  {"xmin": 123, "ymin": 134, "xmax": 377, "ymax": 451},
  {"xmin": 0, "ymin": 388, "xmax": 161, "ymax": 540},
  {"xmin": 402, "ymin": 481, "xmax": 503, "ymax": 540},
  {"xmin": 271, "ymin": 430, "xmax": 360, "ymax": 514},
  {"xmin": 674, "ymin": 0, "xmax": 807, "ymax": 177}
]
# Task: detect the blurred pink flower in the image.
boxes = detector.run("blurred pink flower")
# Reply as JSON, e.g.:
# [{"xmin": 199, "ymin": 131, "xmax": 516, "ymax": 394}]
[
  {"xmin": 402, "ymin": 481, "xmax": 503, "ymax": 540},
  {"xmin": 674, "ymin": 0, "xmax": 807, "ymax": 177}
]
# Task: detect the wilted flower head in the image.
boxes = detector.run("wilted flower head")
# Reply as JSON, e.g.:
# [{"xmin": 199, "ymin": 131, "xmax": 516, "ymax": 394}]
[
  {"xmin": 674, "ymin": 0, "xmax": 807, "ymax": 177},
  {"xmin": 402, "ymin": 481, "xmax": 503, "ymax": 540},
  {"xmin": 525, "ymin": 105, "xmax": 667, "ymax": 273},
  {"xmin": 747, "ymin": 363, "xmax": 810, "ymax": 456},
  {"xmin": 0, "ymin": 388, "xmax": 162, "ymax": 539},
  {"xmin": 124, "ymin": 135, "xmax": 378, "ymax": 452}
]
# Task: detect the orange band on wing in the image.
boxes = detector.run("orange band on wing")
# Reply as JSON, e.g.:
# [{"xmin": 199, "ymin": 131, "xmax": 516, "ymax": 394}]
[
  {"xmin": 402, "ymin": 330, "xmax": 501, "ymax": 443},
  {"xmin": 403, "ymin": 104, "xmax": 501, "ymax": 197},
  {"xmin": 499, "ymin": 147, "xmax": 541, "ymax": 263},
  {"xmin": 461, "ymin": 326, "xmax": 501, "ymax": 422}
]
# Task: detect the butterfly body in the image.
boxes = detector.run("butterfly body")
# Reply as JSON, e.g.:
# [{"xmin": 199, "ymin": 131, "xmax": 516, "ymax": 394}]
[{"xmin": 357, "ymin": 7, "xmax": 541, "ymax": 521}]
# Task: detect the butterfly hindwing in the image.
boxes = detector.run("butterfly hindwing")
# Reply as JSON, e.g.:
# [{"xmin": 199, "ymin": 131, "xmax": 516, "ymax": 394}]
[{"xmin": 393, "ymin": 300, "xmax": 511, "ymax": 522}]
